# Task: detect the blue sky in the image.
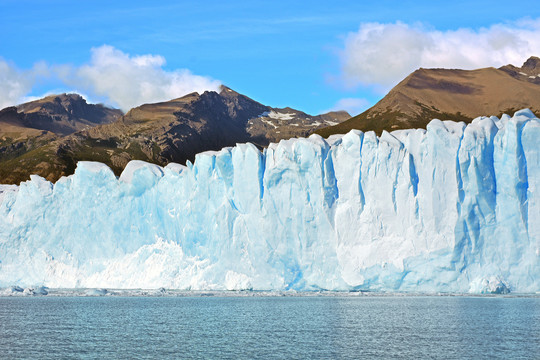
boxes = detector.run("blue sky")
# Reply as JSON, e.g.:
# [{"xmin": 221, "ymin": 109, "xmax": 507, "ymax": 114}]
[{"xmin": 2, "ymin": 0, "xmax": 540, "ymax": 114}]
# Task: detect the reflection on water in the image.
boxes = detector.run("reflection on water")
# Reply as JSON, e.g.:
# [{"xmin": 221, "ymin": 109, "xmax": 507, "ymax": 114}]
[{"xmin": 0, "ymin": 296, "xmax": 539, "ymax": 359}]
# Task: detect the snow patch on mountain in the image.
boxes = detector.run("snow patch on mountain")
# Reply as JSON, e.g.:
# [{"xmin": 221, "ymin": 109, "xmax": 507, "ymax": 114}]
[{"xmin": 260, "ymin": 110, "xmax": 296, "ymax": 121}]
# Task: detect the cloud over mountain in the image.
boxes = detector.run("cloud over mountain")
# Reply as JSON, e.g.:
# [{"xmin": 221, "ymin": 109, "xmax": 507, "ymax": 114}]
[
  {"xmin": 341, "ymin": 18, "xmax": 540, "ymax": 90},
  {"xmin": 0, "ymin": 46, "xmax": 221, "ymax": 111},
  {"xmin": 0, "ymin": 59, "xmax": 49, "ymax": 109},
  {"xmin": 60, "ymin": 46, "xmax": 221, "ymax": 111}
]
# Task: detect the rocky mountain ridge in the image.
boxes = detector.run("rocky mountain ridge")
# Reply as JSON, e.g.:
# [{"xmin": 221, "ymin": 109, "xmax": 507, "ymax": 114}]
[{"xmin": 0, "ymin": 87, "xmax": 349, "ymax": 184}]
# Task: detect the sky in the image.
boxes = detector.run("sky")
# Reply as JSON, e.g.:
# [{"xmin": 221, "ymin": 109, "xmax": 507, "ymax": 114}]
[{"xmin": 2, "ymin": 0, "xmax": 540, "ymax": 115}]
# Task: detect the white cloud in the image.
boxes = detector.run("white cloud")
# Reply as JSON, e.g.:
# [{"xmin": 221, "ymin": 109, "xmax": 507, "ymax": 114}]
[
  {"xmin": 0, "ymin": 60, "xmax": 44, "ymax": 109},
  {"xmin": 60, "ymin": 45, "xmax": 221, "ymax": 111},
  {"xmin": 341, "ymin": 19, "xmax": 540, "ymax": 90},
  {"xmin": 326, "ymin": 97, "xmax": 370, "ymax": 116}
]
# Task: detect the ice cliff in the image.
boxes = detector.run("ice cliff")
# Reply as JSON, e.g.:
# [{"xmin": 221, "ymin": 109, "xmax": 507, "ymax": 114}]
[{"xmin": 1, "ymin": 109, "xmax": 539, "ymax": 293}]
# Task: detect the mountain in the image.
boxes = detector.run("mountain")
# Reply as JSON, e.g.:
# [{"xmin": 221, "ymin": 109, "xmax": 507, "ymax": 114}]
[
  {"xmin": 1, "ymin": 109, "xmax": 538, "ymax": 293},
  {"xmin": 0, "ymin": 94, "xmax": 123, "ymax": 145},
  {"xmin": 12, "ymin": 93, "xmax": 123, "ymax": 135},
  {"xmin": 316, "ymin": 56, "xmax": 540, "ymax": 137},
  {"xmin": 0, "ymin": 87, "xmax": 349, "ymax": 184},
  {"xmin": 0, "ymin": 94, "xmax": 123, "ymax": 183},
  {"xmin": 0, "ymin": 93, "xmax": 123, "ymax": 152}
]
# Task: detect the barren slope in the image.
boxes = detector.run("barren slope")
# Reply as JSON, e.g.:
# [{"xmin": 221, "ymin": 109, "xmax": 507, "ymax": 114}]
[{"xmin": 317, "ymin": 57, "xmax": 540, "ymax": 137}]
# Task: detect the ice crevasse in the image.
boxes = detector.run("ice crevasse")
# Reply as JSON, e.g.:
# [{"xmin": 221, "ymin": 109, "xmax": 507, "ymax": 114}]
[{"xmin": 0, "ymin": 109, "xmax": 539, "ymax": 294}]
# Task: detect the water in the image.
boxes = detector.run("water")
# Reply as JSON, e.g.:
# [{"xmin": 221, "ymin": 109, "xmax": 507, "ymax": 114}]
[{"xmin": 0, "ymin": 296, "xmax": 539, "ymax": 359}]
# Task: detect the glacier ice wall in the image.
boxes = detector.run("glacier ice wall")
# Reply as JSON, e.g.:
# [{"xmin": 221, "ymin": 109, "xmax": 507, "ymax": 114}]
[{"xmin": 0, "ymin": 109, "xmax": 539, "ymax": 293}]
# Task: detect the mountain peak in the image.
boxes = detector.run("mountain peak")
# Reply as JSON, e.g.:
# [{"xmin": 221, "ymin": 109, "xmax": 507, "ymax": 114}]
[
  {"xmin": 522, "ymin": 56, "xmax": 540, "ymax": 72},
  {"xmin": 47, "ymin": 92, "xmax": 84, "ymax": 101},
  {"xmin": 322, "ymin": 110, "xmax": 351, "ymax": 117},
  {"xmin": 218, "ymin": 85, "xmax": 241, "ymax": 97},
  {"xmin": 499, "ymin": 56, "xmax": 540, "ymax": 81}
]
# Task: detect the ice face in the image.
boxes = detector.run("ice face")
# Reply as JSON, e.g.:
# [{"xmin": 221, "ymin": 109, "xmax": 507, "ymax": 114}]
[{"xmin": 0, "ymin": 110, "xmax": 539, "ymax": 293}]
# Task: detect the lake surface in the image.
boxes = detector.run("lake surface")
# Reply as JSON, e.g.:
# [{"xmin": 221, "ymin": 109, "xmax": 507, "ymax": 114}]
[{"xmin": 0, "ymin": 295, "xmax": 539, "ymax": 359}]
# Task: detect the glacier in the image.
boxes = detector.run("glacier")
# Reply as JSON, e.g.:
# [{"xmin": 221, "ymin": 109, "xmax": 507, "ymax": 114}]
[{"xmin": 0, "ymin": 109, "xmax": 539, "ymax": 294}]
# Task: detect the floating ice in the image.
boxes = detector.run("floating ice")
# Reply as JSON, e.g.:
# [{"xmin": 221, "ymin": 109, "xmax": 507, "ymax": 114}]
[
  {"xmin": 0, "ymin": 110, "xmax": 539, "ymax": 293},
  {"xmin": 21, "ymin": 286, "xmax": 49, "ymax": 296},
  {"xmin": 84, "ymin": 288, "xmax": 108, "ymax": 296}
]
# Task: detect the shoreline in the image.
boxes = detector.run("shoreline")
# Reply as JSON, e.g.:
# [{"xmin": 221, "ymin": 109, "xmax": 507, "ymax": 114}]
[{"xmin": 2, "ymin": 288, "xmax": 539, "ymax": 298}]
